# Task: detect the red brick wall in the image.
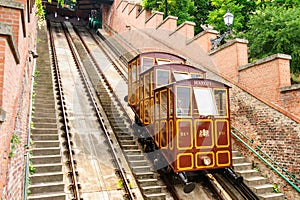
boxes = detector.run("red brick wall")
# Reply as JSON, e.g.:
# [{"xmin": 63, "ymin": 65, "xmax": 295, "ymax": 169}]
[
  {"xmin": 0, "ymin": 2, "xmax": 37, "ymax": 199},
  {"xmin": 209, "ymin": 39, "xmax": 249, "ymax": 81},
  {"xmin": 280, "ymin": 86, "xmax": 300, "ymax": 116},
  {"xmin": 238, "ymin": 54, "xmax": 291, "ymax": 105},
  {"xmin": 230, "ymin": 83, "xmax": 300, "ymax": 198}
]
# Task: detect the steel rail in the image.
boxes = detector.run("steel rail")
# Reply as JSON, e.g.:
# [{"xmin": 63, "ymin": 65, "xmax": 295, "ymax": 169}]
[
  {"xmin": 48, "ymin": 21, "xmax": 81, "ymax": 200},
  {"xmin": 61, "ymin": 22, "xmax": 135, "ymax": 200}
]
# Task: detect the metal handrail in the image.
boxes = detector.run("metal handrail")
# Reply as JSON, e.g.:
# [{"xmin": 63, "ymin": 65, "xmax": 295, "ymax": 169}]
[{"xmin": 231, "ymin": 127, "xmax": 300, "ymax": 193}]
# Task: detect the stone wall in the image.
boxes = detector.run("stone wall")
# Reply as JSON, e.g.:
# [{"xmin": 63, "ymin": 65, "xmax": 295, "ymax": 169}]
[{"xmin": 0, "ymin": 0, "xmax": 37, "ymax": 198}]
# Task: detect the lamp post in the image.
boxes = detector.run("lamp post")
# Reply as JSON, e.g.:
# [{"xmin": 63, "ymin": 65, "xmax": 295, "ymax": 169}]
[{"xmin": 210, "ymin": 9, "xmax": 234, "ymax": 50}]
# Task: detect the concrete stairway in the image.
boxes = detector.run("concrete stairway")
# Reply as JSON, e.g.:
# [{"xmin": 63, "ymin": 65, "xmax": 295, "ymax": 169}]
[
  {"xmin": 232, "ymin": 150, "xmax": 285, "ymax": 200},
  {"xmin": 27, "ymin": 25, "xmax": 66, "ymax": 200}
]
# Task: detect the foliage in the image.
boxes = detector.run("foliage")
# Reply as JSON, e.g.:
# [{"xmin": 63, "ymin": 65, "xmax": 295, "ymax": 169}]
[
  {"xmin": 272, "ymin": 184, "xmax": 280, "ymax": 193},
  {"xmin": 206, "ymin": 0, "xmax": 257, "ymax": 34},
  {"xmin": 9, "ymin": 134, "xmax": 21, "ymax": 158},
  {"xmin": 143, "ymin": 0, "xmax": 195, "ymax": 25},
  {"xmin": 244, "ymin": 5, "xmax": 300, "ymax": 73},
  {"xmin": 35, "ymin": 0, "xmax": 45, "ymax": 23},
  {"xmin": 193, "ymin": 0, "xmax": 215, "ymax": 33}
]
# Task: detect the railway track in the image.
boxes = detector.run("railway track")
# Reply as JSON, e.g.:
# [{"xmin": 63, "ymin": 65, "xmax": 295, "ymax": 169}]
[
  {"xmin": 49, "ymin": 23, "xmax": 141, "ymax": 199},
  {"xmin": 68, "ymin": 23, "xmax": 170, "ymax": 199}
]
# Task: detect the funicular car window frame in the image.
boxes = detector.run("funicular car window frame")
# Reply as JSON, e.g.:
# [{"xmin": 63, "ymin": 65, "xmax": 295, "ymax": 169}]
[
  {"xmin": 213, "ymin": 88, "xmax": 228, "ymax": 117},
  {"xmin": 142, "ymin": 57, "xmax": 154, "ymax": 72},
  {"xmin": 169, "ymin": 89, "xmax": 174, "ymax": 117},
  {"xmin": 156, "ymin": 69, "xmax": 170, "ymax": 87},
  {"xmin": 144, "ymin": 73, "xmax": 150, "ymax": 98},
  {"xmin": 176, "ymin": 86, "xmax": 191, "ymax": 117},
  {"xmin": 173, "ymin": 71, "xmax": 191, "ymax": 81},
  {"xmin": 193, "ymin": 88, "xmax": 218, "ymax": 116},
  {"xmin": 160, "ymin": 89, "xmax": 168, "ymax": 119},
  {"xmin": 156, "ymin": 58, "xmax": 171, "ymax": 65},
  {"xmin": 191, "ymin": 73, "xmax": 204, "ymax": 79}
]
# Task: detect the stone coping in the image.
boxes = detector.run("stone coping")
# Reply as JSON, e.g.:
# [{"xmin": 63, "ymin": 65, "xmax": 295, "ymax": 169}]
[
  {"xmin": 280, "ymin": 84, "xmax": 300, "ymax": 92},
  {"xmin": 239, "ymin": 53, "xmax": 291, "ymax": 72},
  {"xmin": 209, "ymin": 38, "xmax": 248, "ymax": 56},
  {"xmin": 156, "ymin": 15, "xmax": 178, "ymax": 30},
  {"xmin": 145, "ymin": 11, "xmax": 163, "ymax": 24},
  {"xmin": 169, "ymin": 21, "xmax": 196, "ymax": 37},
  {"xmin": 186, "ymin": 29, "xmax": 218, "ymax": 45}
]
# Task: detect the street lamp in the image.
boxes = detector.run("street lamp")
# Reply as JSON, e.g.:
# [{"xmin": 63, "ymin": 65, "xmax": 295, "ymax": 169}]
[{"xmin": 210, "ymin": 9, "xmax": 234, "ymax": 50}]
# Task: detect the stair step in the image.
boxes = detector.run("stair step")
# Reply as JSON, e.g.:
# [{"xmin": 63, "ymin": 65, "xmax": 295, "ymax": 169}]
[
  {"xmin": 138, "ymin": 178, "xmax": 159, "ymax": 187},
  {"xmin": 31, "ymin": 134, "xmax": 59, "ymax": 141},
  {"xmin": 244, "ymin": 176, "xmax": 268, "ymax": 186},
  {"xmin": 122, "ymin": 144, "xmax": 139, "ymax": 150},
  {"xmin": 117, "ymin": 135, "xmax": 134, "ymax": 140},
  {"xmin": 144, "ymin": 192, "xmax": 166, "ymax": 200},
  {"xmin": 233, "ymin": 162, "xmax": 252, "ymax": 171},
  {"xmin": 32, "ymin": 118, "xmax": 57, "ymax": 124},
  {"xmin": 126, "ymin": 154, "xmax": 145, "ymax": 160},
  {"xmin": 34, "ymin": 123, "xmax": 57, "ymax": 129},
  {"xmin": 27, "ymin": 192, "xmax": 66, "ymax": 200},
  {"xmin": 33, "ymin": 163, "xmax": 62, "ymax": 173},
  {"xmin": 28, "ymin": 181, "xmax": 64, "ymax": 194},
  {"xmin": 135, "ymin": 172, "xmax": 155, "ymax": 179},
  {"xmin": 142, "ymin": 185, "xmax": 164, "ymax": 194},
  {"xmin": 124, "ymin": 149, "xmax": 142, "ymax": 155},
  {"xmin": 33, "ymin": 140, "xmax": 60, "ymax": 148},
  {"xmin": 236, "ymin": 169, "xmax": 260, "ymax": 178},
  {"xmin": 120, "ymin": 140, "xmax": 136, "ymax": 146},
  {"xmin": 30, "ymin": 172, "xmax": 63, "ymax": 184},
  {"xmin": 232, "ymin": 156, "xmax": 246, "ymax": 164},
  {"xmin": 132, "ymin": 165, "xmax": 151, "ymax": 173},
  {"xmin": 258, "ymin": 193, "xmax": 284, "ymax": 200},
  {"xmin": 129, "ymin": 160, "xmax": 148, "ymax": 166},
  {"xmin": 252, "ymin": 184, "xmax": 273, "ymax": 194},
  {"xmin": 32, "ymin": 147, "xmax": 61, "ymax": 156},
  {"xmin": 32, "ymin": 128, "xmax": 58, "ymax": 135},
  {"xmin": 31, "ymin": 155, "xmax": 62, "ymax": 164}
]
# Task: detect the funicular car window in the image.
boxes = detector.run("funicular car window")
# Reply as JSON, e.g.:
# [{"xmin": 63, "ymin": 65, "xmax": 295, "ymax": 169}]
[
  {"xmin": 157, "ymin": 70, "xmax": 170, "ymax": 87},
  {"xmin": 132, "ymin": 64, "xmax": 137, "ymax": 82},
  {"xmin": 142, "ymin": 57, "xmax": 154, "ymax": 72},
  {"xmin": 155, "ymin": 92, "xmax": 160, "ymax": 120},
  {"xmin": 144, "ymin": 74, "xmax": 150, "ymax": 98},
  {"xmin": 214, "ymin": 89, "xmax": 228, "ymax": 116},
  {"xmin": 176, "ymin": 87, "xmax": 191, "ymax": 117},
  {"xmin": 173, "ymin": 72, "xmax": 191, "ymax": 81},
  {"xmin": 193, "ymin": 88, "xmax": 218, "ymax": 116},
  {"xmin": 156, "ymin": 58, "xmax": 171, "ymax": 65},
  {"xmin": 160, "ymin": 90, "xmax": 168, "ymax": 119},
  {"xmin": 191, "ymin": 73, "xmax": 204, "ymax": 78},
  {"xmin": 169, "ymin": 89, "xmax": 174, "ymax": 117}
]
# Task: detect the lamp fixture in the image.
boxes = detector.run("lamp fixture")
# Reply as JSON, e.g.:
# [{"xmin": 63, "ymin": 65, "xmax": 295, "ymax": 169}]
[{"xmin": 210, "ymin": 9, "xmax": 234, "ymax": 50}]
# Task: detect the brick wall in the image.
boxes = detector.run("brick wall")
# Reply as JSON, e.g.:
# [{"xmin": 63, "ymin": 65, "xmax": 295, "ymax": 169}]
[
  {"xmin": 239, "ymin": 54, "xmax": 292, "ymax": 105},
  {"xmin": 0, "ymin": 1, "xmax": 37, "ymax": 198},
  {"xmin": 229, "ymin": 83, "xmax": 300, "ymax": 199}
]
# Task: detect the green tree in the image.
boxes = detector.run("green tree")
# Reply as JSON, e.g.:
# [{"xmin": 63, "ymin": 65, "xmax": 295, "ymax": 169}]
[
  {"xmin": 143, "ymin": 0, "xmax": 195, "ymax": 25},
  {"xmin": 245, "ymin": 6, "xmax": 300, "ymax": 73},
  {"xmin": 193, "ymin": 0, "xmax": 215, "ymax": 33},
  {"xmin": 206, "ymin": 0, "xmax": 257, "ymax": 34}
]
